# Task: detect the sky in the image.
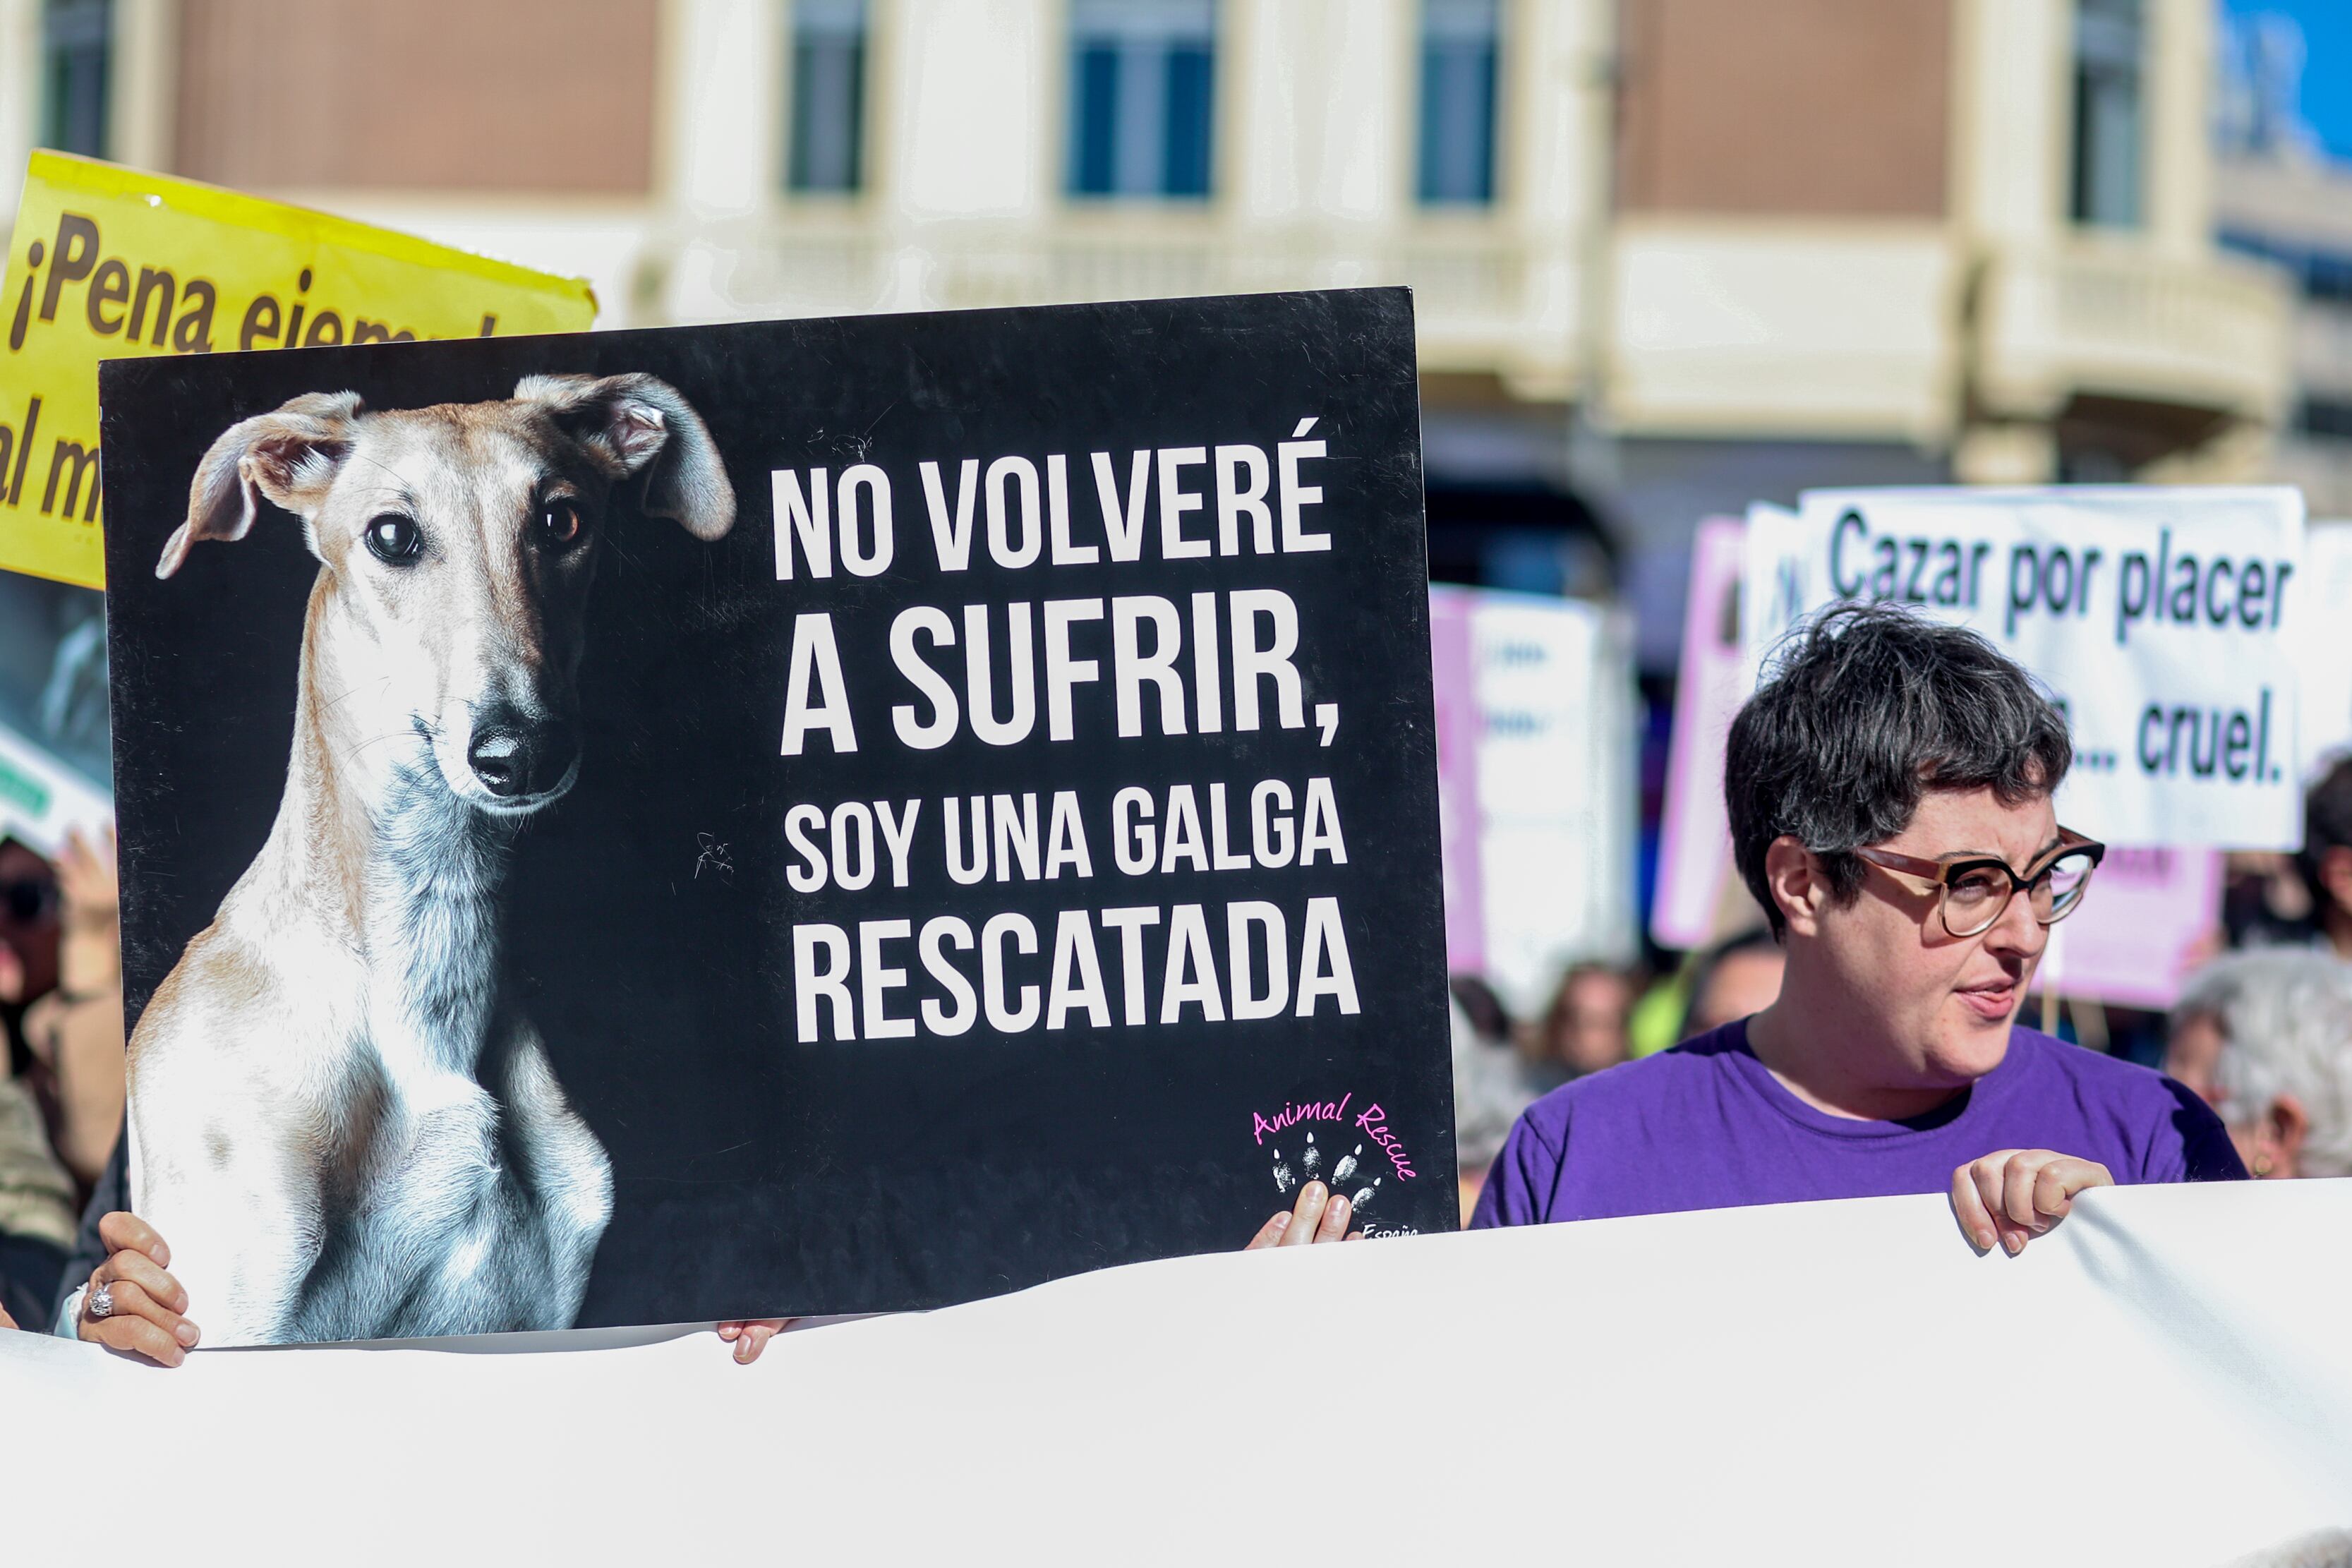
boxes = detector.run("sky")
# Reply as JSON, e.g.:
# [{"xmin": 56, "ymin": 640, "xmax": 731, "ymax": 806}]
[{"xmin": 2227, "ymin": 0, "xmax": 2352, "ymax": 160}]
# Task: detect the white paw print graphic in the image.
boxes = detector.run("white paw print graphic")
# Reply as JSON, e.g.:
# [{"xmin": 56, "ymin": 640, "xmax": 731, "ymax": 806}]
[{"xmin": 1270, "ymin": 1131, "xmax": 1382, "ymax": 1214}]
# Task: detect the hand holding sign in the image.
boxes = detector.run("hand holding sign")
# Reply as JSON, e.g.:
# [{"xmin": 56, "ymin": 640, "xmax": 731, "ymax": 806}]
[
  {"xmin": 1244, "ymin": 1178, "xmax": 1365, "ymax": 1248},
  {"xmin": 76, "ymin": 1212, "xmax": 200, "ymax": 1367}
]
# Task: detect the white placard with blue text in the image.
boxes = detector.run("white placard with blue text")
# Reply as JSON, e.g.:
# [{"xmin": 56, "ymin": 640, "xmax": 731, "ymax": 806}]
[{"xmin": 1742, "ymin": 486, "xmax": 2305, "ymax": 850}]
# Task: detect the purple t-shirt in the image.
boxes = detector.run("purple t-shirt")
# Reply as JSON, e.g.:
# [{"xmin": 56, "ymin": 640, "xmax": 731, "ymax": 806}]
[{"xmin": 1469, "ymin": 1020, "xmax": 2245, "ymax": 1229}]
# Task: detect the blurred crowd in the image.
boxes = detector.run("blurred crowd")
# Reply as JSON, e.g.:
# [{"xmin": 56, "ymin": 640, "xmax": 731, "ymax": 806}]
[
  {"xmin": 1, "ymin": 826, "xmax": 123, "ymax": 1329},
  {"xmin": 1449, "ymin": 754, "xmax": 2352, "ymax": 1219}
]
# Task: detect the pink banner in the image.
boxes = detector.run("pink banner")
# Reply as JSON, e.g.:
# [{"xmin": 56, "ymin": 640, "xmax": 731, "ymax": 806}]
[
  {"xmin": 2046, "ymin": 846, "xmax": 2224, "ymax": 1011},
  {"xmin": 1651, "ymin": 519, "xmax": 1749, "ymax": 950}
]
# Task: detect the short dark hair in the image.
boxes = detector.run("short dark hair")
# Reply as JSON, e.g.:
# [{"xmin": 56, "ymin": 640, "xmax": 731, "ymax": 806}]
[
  {"xmin": 1725, "ymin": 603, "xmax": 2073, "ymax": 938},
  {"xmin": 2301, "ymin": 756, "xmax": 2352, "ymax": 907}
]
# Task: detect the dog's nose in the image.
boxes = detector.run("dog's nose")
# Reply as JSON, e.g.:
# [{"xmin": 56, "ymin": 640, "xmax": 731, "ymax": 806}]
[{"xmin": 467, "ymin": 716, "xmax": 579, "ymax": 799}]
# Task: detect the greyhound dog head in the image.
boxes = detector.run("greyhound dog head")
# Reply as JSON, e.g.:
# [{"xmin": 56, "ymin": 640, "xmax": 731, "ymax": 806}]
[{"xmin": 158, "ymin": 374, "xmax": 735, "ymax": 816}]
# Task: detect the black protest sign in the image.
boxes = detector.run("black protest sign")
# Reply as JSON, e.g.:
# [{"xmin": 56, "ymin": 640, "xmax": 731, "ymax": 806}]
[{"xmin": 99, "ymin": 289, "xmax": 1455, "ymax": 1343}]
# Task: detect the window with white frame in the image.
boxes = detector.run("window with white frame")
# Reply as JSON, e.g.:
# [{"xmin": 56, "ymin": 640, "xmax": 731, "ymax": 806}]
[
  {"xmin": 1418, "ymin": 0, "xmax": 1499, "ymax": 206},
  {"xmin": 2070, "ymin": 0, "xmax": 2144, "ymax": 228},
  {"xmin": 1066, "ymin": 0, "xmax": 1216, "ymax": 200},
  {"xmin": 42, "ymin": 0, "xmax": 112, "ymax": 159}
]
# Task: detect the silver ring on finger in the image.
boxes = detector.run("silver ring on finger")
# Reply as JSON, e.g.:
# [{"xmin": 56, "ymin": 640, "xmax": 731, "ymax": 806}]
[{"xmin": 88, "ymin": 1279, "xmax": 115, "ymax": 1321}]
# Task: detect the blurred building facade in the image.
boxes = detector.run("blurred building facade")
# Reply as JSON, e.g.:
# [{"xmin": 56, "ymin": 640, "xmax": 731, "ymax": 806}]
[
  {"xmin": 2215, "ymin": 10, "xmax": 2352, "ymax": 523},
  {"xmin": 0, "ymin": 0, "xmax": 2298, "ymax": 666}
]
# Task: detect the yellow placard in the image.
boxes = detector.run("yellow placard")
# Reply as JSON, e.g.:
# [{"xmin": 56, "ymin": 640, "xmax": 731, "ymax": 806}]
[{"xmin": 0, "ymin": 151, "xmax": 597, "ymax": 589}]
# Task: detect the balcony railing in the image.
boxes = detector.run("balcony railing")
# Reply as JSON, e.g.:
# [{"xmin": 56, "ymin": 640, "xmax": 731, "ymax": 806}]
[
  {"xmin": 1974, "ymin": 244, "xmax": 2293, "ymax": 422},
  {"xmin": 665, "ymin": 215, "xmax": 1580, "ymax": 401}
]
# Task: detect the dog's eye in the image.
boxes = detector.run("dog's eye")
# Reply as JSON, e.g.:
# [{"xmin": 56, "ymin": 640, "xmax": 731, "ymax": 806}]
[
  {"xmin": 363, "ymin": 515, "xmax": 422, "ymax": 565},
  {"xmin": 541, "ymin": 500, "xmax": 584, "ymax": 546}
]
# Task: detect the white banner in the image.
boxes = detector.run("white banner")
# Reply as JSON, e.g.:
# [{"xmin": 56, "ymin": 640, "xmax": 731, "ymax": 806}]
[
  {"xmin": 8, "ymin": 1181, "xmax": 2351, "ymax": 1564},
  {"xmin": 1744, "ymin": 486, "xmax": 2306, "ymax": 850},
  {"xmin": 1430, "ymin": 586, "xmax": 1639, "ymax": 1015}
]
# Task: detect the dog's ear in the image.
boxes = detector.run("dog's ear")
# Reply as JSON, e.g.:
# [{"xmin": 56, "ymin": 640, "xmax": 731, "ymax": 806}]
[
  {"xmin": 514, "ymin": 373, "xmax": 736, "ymax": 542},
  {"xmin": 157, "ymin": 392, "xmax": 363, "ymax": 579}
]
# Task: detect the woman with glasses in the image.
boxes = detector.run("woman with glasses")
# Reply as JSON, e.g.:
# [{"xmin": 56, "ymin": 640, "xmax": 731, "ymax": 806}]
[{"xmin": 1473, "ymin": 603, "xmax": 2244, "ymax": 1252}]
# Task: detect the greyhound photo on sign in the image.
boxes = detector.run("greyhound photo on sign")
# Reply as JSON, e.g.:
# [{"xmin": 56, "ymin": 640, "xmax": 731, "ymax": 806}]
[
  {"xmin": 100, "ymin": 295, "xmax": 1457, "ymax": 1342},
  {"xmin": 125, "ymin": 374, "xmax": 736, "ymax": 1344}
]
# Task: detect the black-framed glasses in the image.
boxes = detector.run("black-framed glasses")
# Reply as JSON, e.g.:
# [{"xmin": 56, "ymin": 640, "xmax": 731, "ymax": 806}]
[{"xmin": 1855, "ymin": 828, "xmax": 2106, "ymax": 939}]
